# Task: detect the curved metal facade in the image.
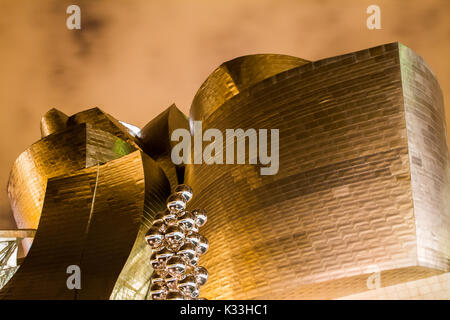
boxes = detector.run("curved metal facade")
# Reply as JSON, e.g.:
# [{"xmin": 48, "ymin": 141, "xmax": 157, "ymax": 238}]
[
  {"xmin": 2, "ymin": 43, "xmax": 448, "ymax": 300},
  {"xmin": 1, "ymin": 108, "xmax": 173, "ymax": 299},
  {"xmin": 185, "ymin": 42, "xmax": 450, "ymax": 299}
]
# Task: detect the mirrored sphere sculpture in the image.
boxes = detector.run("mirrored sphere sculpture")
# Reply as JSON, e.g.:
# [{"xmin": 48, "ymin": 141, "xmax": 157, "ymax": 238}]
[
  {"xmin": 167, "ymin": 194, "xmax": 187, "ymax": 212},
  {"xmin": 174, "ymin": 184, "xmax": 194, "ymax": 202},
  {"xmin": 145, "ymin": 184, "xmax": 209, "ymax": 300},
  {"xmin": 144, "ymin": 227, "xmax": 164, "ymax": 249},
  {"xmin": 192, "ymin": 209, "xmax": 207, "ymax": 228},
  {"xmin": 149, "ymin": 283, "xmax": 168, "ymax": 300}
]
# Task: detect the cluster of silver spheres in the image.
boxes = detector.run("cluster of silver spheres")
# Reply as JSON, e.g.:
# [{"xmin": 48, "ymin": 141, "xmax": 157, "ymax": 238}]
[{"xmin": 145, "ymin": 184, "xmax": 209, "ymax": 300}]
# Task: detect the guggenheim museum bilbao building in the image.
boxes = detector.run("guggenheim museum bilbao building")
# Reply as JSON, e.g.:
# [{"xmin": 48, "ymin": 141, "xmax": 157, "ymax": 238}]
[{"xmin": 0, "ymin": 42, "xmax": 449, "ymax": 299}]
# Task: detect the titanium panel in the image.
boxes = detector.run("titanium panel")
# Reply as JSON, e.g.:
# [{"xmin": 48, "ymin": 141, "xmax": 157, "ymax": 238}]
[
  {"xmin": 185, "ymin": 42, "xmax": 450, "ymax": 299},
  {"xmin": 139, "ymin": 104, "xmax": 190, "ymax": 190},
  {"xmin": 0, "ymin": 151, "xmax": 169, "ymax": 299},
  {"xmin": 400, "ymin": 44, "xmax": 450, "ymax": 271},
  {"xmin": 191, "ymin": 54, "xmax": 310, "ymax": 123}
]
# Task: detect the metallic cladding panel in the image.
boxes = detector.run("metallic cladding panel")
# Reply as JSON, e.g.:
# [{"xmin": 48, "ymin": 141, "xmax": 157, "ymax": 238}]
[
  {"xmin": 223, "ymin": 54, "xmax": 310, "ymax": 90},
  {"xmin": 139, "ymin": 104, "xmax": 190, "ymax": 189},
  {"xmin": 8, "ymin": 124, "xmax": 137, "ymax": 234},
  {"xmin": 40, "ymin": 108, "xmax": 68, "ymax": 138},
  {"xmin": 185, "ymin": 42, "xmax": 449, "ymax": 299},
  {"xmin": 75, "ymin": 152, "xmax": 146, "ymax": 300},
  {"xmin": 338, "ymin": 271, "xmax": 450, "ymax": 299},
  {"xmin": 8, "ymin": 124, "xmax": 88, "ymax": 233},
  {"xmin": 288, "ymin": 266, "xmax": 442, "ymax": 299},
  {"xmin": 0, "ymin": 150, "xmax": 169, "ymax": 299},
  {"xmin": 2, "ymin": 107, "xmax": 171, "ymax": 299},
  {"xmin": 1, "ymin": 151, "xmax": 145, "ymax": 299},
  {"xmin": 110, "ymin": 154, "xmax": 171, "ymax": 300},
  {"xmin": 2, "ymin": 43, "xmax": 448, "ymax": 300},
  {"xmin": 85, "ymin": 126, "xmax": 137, "ymax": 167},
  {"xmin": 400, "ymin": 44, "xmax": 450, "ymax": 271},
  {"xmin": 191, "ymin": 54, "xmax": 310, "ymax": 123},
  {"xmin": 68, "ymin": 107, "xmax": 142, "ymax": 149}
]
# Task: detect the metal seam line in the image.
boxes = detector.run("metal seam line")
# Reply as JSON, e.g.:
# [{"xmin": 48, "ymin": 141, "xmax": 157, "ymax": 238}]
[
  {"xmin": 85, "ymin": 162, "xmax": 100, "ymax": 236},
  {"xmin": 75, "ymin": 161, "xmax": 100, "ymax": 299}
]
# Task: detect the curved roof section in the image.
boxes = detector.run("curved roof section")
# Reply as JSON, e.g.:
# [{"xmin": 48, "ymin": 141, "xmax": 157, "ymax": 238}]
[
  {"xmin": 190, "ymin": 54, "xmax": 310, "ymax": 122},
  {"xmin": 40, "ymin": 108, "xmax": 69, "ymax": 138},
  {"xmin": 8, "ymin": 123, "xmax": 137, "ymax": 235}
]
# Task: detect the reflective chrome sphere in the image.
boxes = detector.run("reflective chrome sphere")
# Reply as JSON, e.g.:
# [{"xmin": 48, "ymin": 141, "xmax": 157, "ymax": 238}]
[
  {"xmin": 144, "ymin": 226, "xmax": 164, "ymax": 249},
  {"xmin": 192, "ymin": 209, "xmax": 207, "ymax": 228},
  {"xmin": 152, "ymin": 220, "xmax": 167, "ymax": 233},
  {"xmin": 178, "ymin": 211, "xmax": 196, "ymax": 232},
  {"xmin": 149, "ymin": 282, "xmax": 168, "ymax": 300},
  {"xmin": 165, "ymin": 225, "xmax": 185, "ymax": 246},
  {"xmin": 177, "ymin": 275, "xmax": 197, "ymax": 295},
  {"xmin": 166, "ymin": 291, "xmax": 185, "ymax": 300},
  {"xmin": 163, "ymin": 211, "xmax": 178, "ymax": 226},
  {"xmin": 174, "ymin": 184, "xmax": 194, "ymax": 202},
  {"xmin": 175, "ymin": 209, "xmax": 186, "ymax": 218},
  {"xmin": 190, "ymin": 256, "xmax": 199, "ymax": 266},
  {"xmin": 167, "ymin": 240, "xmax": 184, "ymax": 253},
  {"xmin": 195, "ymin": 266, "xmax": 208, "ymax": 286},
  {"xmin": 178, "ymin": 242, "xmax": 197, "ymax": 262},
  {"xmin": 164, "ymin": 273, "xmax": 178, "ymax": 291},
  {"xmin": 145, "ymin": 185, "xmax": 208, "ymax": 300},
  {"xmin": 191, "ymin": 289, "xmax": 200, "ymax": 299},
  {"xmin": 150, "ymin": 272, "xmax": 164, "ymax": 284},
  {"xmin": 186, "ymin": 231, "xmax": 201, "ymax": 247},
  {"xmin": 153, "ymin": 211, "xmax": 166, "ymax": 224},
  {"xmin": 150, "ymin": 252, "xmax": 164, "ymax": 271},
  {"xmin": 196, "ymin": 235, "xmax": 209, "ymax": 255},
  {"xmin": 167, "ymin": 194, "xmax": 186, "ymax": 212},
  {"xmin": 167, "ymin": 255, "xmax": 187, "ymax": 279},
  {"xmin": 156, "ymin": 248, "xmax": 174, "ymax": 264},
  {"xmin": 152, "ymin": 240, "xmax": 166, "ymax": 252}
]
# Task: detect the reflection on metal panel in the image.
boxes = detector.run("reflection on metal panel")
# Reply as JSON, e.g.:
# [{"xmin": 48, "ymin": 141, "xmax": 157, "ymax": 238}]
[
  {"xmin": 2, "ymin": 44, "xmax": 449, "ymax": 300},
  {"xmin": 1, "ymin": 108, "xmax": 171, "ymax": 299},
  {"xmin": 185, "ymin": 43, "xmax": 450, "ymax": 299}
]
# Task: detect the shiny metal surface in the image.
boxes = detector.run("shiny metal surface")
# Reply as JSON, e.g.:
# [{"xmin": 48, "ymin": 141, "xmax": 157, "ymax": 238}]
[
  {"xmin": 0, "ymin": 230, "xmax": 35, "ymax": 239},
  {"xmin": 144, "ymin": 185, "xmax": 209, "ymax": 300},
  {"xmin": 191, "ymin": 54, "xmax": 310, "ymax": 123},
  {"xmin": 139, "ymin": 104, "xmax": 190, "ymax": 190},
  {"xmin": 2, "ymin": 43, "xmax": 448, "ymax": 300},
  {"xmin": 40, "ymin": 108, "xmax": 69, "ymax": 138},
  {"xmin": 1, "ymin": 148, "xmax": 169, "ymax": 299},
  {"xmin": 0, "ymin": 238, "xmax": 20, "ymax": 291},
  {"xmin": 337, "ymin": 271, "xmax": 450, "ymax": 300},
  {"xmin": 185, "ymin": 43, "xmax": 450, "ymax": 299},
  {"xmin": 399, "ymin": 44, "xmax": 450, "ymax": 272},
  {"xmin": 8, "ymin": 122, "xmax": 139, "ymax": 254},
  {"xmin": 1, "ymin": 108, "xmax": 171, "ymax": 299}
]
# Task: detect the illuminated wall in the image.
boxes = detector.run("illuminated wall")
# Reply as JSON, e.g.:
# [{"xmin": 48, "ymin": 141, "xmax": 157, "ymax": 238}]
[{"xmin": 185, "ymin": 42, "xmax": 450, "ymax": 299}]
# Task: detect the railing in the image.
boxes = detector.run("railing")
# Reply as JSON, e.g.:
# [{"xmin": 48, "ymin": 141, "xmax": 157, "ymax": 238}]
[
  {"xmin": 0, "ymin": 230, "xmax": 35, "ymax": 291},
  {"xmin": 0, "ymin": 239, "xmax": 20, "ymax": 290}
]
